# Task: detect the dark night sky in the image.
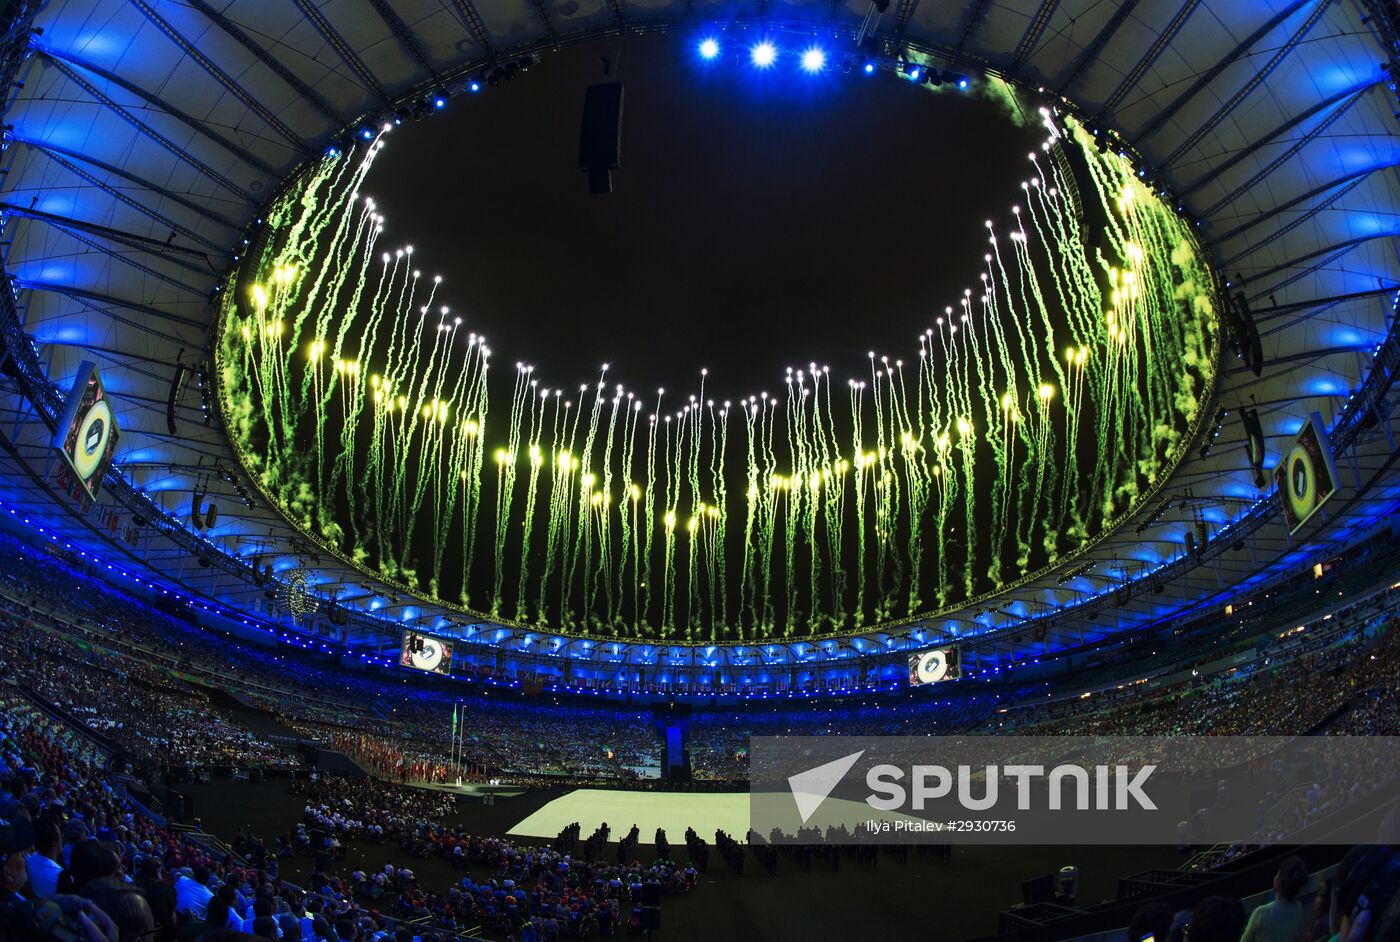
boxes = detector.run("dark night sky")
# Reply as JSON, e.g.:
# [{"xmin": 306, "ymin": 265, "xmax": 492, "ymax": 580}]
[{"xmin": 365, "ymin": 33, "xmax": 1040, "ymax": 399}]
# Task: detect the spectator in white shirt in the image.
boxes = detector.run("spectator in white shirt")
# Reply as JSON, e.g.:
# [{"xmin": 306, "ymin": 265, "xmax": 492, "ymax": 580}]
[
  {"xmin": 24, "ymin": 817, "xmax": 63, "ymax": 899},
  {"xmin": 174, "ymin": 865, "xmax": 213, "ymax": 919}
]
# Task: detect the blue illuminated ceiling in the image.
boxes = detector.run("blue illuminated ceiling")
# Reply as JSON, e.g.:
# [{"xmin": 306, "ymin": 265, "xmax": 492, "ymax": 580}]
[{"xmin": 0, "ymin": 0, "xmax": 1398, "ymax": 676}]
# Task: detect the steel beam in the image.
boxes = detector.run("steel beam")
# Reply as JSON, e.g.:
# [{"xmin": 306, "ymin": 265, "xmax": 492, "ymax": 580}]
[
  {"xmin": 1096, "ymin": 0, "xmax": 1199, "ymax": 118},
  {"xmin": 1138, "ymin": 0, "xmax": 1310, "ymax": 142},
  {"xmin": 23, "ymin": 298, "xmax": 191, "ymax": 348},
  {"xmin": 1247, "ymin": 284, "xmax": 1399, "ymax": 321},
  {"xmin": 529, "ymin": 0, "xmax": 560, "ymax": 43},
  {"xmin": 127, "ymin": 0, "xmax": 308, "ymax": 154},
  {"xmin": 449, "ymin": 0, "xmax": 496, "ymax": 58},
  {"xmin": 1249, "ymin": 244, "xmax": 1363, "ymax": 302},
  {"xmin": 13, "ymin": 281, "xmax": 209, "ymax": 331},
  {"xmin": 1183, "ymin": 80, "xmax": 1377, "ymax": 197},
  {"xmin": 17, "ymin": 138, "xmax": 235, "ymax": 249},
  {"xmin": 1218, "ymin": 342, "xmax": 1372, "ymax": 375},
  {"xmin": 37, "ymin": 51, "xmax": 264, "ymax": 199},
  {"xmin": 292, "ymin": 0, "xmax": 391, "ymax": 105},
  {"xmin": 953, "ymin": 0, "xmax": 993, "ymax": 57},
  {"xmin": 184, "ymin": 0, "xmax": 343, "ymax": 127},
  {"xmin": 33, "ymin": 225, "xmax": 208, "ymax": 296},
  {"xmin": 1241, "ymin": 234, "xmax": 1400, "ymax": 286},
  {"xmin": 0, "ymin": 204, "xmax": 217, "ymax": 271},
  {"xmin": 1220, "ymin": 174, "xmax": 1371, "ymax": 267},
  {"xmin": 367, "ymin": 0, "xmax": 442, "ymax": 82},
  {"xmin": 1058, "ymin": 0, "xmax": 1140, "ymax": 94},
  {"xmin": 1202, "ymin": 85, "xmax": 1369, "ymax": 218},
  {"xmin": 892, "ymin": 0, "xmax": 920, "ymax": 36},
  {"xmin": 1213, "ymin": 160, "xmax": 1397, "ymax": 245},
  {"xmin": 1161, "ymin": 0, "xmax": 1332, "ymax": 168},
  {"xmin": 1009, "ymin": 0, "xmax": 1061, "ymax": 74},
  {"xmin": 29, "ymin": 339, "xmax": 187, "ymax": 369}
]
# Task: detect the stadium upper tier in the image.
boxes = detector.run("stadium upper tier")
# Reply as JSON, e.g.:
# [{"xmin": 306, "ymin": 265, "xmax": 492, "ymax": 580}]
[
  {"xmin": 0, "ymin": 515, "xmax": 1397, "ymax": 745},
  {"xmin": 0, "ymin": 1, "xmax": 1398, "ymax": 683}
]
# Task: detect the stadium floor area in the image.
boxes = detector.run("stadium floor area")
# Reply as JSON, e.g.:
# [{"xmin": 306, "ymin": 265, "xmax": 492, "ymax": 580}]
[
  {"xmin": 183, "ymin": 778, "xmax": 1183, "ymax": 941},
  {"xmin": 507, "ymin": 788, "xmax": 749, "ymax": 839}
]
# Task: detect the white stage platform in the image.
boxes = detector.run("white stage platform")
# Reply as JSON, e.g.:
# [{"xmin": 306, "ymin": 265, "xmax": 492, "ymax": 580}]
[{"xmin": 507, "ymin": 789, "xmax": 749, "ymax": 840}]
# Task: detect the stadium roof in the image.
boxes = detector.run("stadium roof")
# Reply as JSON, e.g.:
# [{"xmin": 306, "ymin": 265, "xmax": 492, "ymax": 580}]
[{"xmin": 0, "ymin": 0, "xmax": 1397, "ymax": 677}]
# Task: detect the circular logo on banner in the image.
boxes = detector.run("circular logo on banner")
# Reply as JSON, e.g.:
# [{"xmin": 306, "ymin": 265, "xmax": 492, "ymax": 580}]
[
  {"xmin": 915, "ymin": 649, "xmax": 949, "ymax": 685},
  {"xmin": 1285, "ymin": 444, "xmax": 1317, "ymax": 521},
  {"xmin": 410, "ymin": 638, "xmax": 445, "ymax": 672},
  {"xmin": 73, "ymin": 398, "xmax": 114, "ymax": 480}
]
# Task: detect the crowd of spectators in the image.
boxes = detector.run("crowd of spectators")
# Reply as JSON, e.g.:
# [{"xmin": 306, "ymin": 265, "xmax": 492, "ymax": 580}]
[
  {"xmin": 0, "ymin": 612, "xmax": 299, "ymax": 773},
  {"xmin": 997, "ymin": 591, "xmax": 1400, "ymax": 740},
  {"xmin": 688, "ymin": 693, "xmax": 1000, "ymax": 779},
  {"xmin": 1121, "ymin": 847, "xmax": 1400, "ymax": 942},
  {"xmin": 0, "ymin": 525, "xmax": 1398, "ymax": 940},
  {"xmin": 0, "ymin": 686, "xmax": 468, "ymax": 941},
  {"xmin": 3, "ymin": 526, "xmax": 1400, "ymax": 794},
  {"xmin": 294, "ymin": 776, "xmax": 457, "ymax": 844},
  {"xmin": 232, "ymin": 779, "xmax": 707, "ymax": 939},
  {"xmin": 426, "ymin": 831, "xmax": 698, "ymax": 937}
]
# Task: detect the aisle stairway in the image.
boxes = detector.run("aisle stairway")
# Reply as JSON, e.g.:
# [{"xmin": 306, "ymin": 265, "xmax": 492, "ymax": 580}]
[{"xmin": 205, "ymin": 687, "xmax": 306, "ymax": 740}]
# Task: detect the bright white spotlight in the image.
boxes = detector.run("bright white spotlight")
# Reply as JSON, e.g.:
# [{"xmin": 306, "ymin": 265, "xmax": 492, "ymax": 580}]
[
  {"xmin": 699, "ymin": 38, "xmax": 720, "ymax": 59},
  {"xmin": 800, "ymin": 47, "xmax": 826, "ymax": 73},
  {"xmin": 751, "ymin": 42, "xmax": 777, "ymax": 68}
]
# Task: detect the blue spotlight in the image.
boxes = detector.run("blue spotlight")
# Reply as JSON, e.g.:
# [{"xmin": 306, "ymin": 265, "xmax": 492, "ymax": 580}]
[
  {"xmin": 800, "ymin": 47, "xmax": 826, "ymax": 73},
  {"xmin": 699, "ymin": 38, "xmax": 720, "ymax": 60},
  {"xmin": 958, "ymin": 77, "xmax": 969, "ymax": 89},
  {"xmin": 751, "ymin": 42, "xmax": 777, "ymax": 68},
  {"xmin": 433, "ymin": 95, "xmax": 447, "ymax": 109},
  {"xmin": 863, "ymin": 62, "xmax": 875, "ymax": 74},
  {"xmin": 469, "ymin": 81, "xmax": 481, "ymax": 92}
]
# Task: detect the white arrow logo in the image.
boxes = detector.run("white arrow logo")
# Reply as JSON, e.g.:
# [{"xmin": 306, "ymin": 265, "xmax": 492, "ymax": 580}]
[{"xmin": 787, "ymin": 750, "xmax": 865, "ymax": 824}]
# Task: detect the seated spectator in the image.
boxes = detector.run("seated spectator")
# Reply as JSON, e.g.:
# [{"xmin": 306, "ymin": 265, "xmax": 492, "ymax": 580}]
[
  {"xmin": 243, "ymin": 898, "xmax": 275, "ymax": 934},
  {"xmin": 1241, "ymin": 855, "xmax": 1308, "ymax": 942},
  {"xmin": 1186, "ymin": 895, "xmax": 1247, "ymax": 942},
  {"xmin": 1126, "ymin": 900, "xmax": 1173, "ymax": 942},
  {"xmin": 0, "ymin": 807, "xmax": 37, "ymax": 936},
  {"xmin": 61, "ymin": 838, "xmax": 122, "ymax": 895},
  {"xmin": 1328, "ymin": 845, "xmax": 1400, "ymax": 942},
  {"xmin": 205, "ymin": 897, "xmax": 233, "ymax": 934},
  {"xmin": 133, "ymin": 857, "xmax": 175, "ymax": 942},
  {"xmin": 175, "ymin": 866, "xmax": 214, "ymax": 920},
  {"xmin": 82, "ymin": 877, "xmax": 156, "ymax": 942},
  {"xmin": 26, "ymin": 815, "xmax": 64, "ymax": 899}
]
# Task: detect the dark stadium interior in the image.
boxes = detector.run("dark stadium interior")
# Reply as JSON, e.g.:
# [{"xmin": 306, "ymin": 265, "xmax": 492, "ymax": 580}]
[
  {"xmin": 362, "ymin": 36, "xmax": 1040, "ymax": 393},
  {"xmin": 2, "ymin": 2, "xmax": 1400, "ymax": 942}
]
